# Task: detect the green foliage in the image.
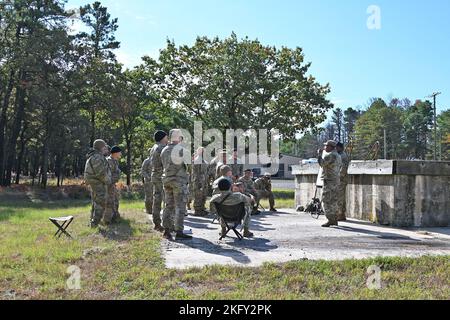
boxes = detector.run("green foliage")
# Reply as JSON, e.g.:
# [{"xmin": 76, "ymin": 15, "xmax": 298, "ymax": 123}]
[
  {"xmin": 353, "ymin": 98, "xmax": 404, "ymax": 159},
  {"xmin": 438, "ymin": 110, "xmax": 450, "ymax": 160},
  {"xmin": 146, "ymin": 33, "xmax": 333, "ymax": 138}
]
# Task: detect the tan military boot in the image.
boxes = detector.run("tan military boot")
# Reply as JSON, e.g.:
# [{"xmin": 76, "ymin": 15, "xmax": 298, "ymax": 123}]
[
  {"xmin": 175, "ymin": 231, "xmax": 193, "ymax": 241},
  {"xmin": 243, "ymin": 228, "xmax": 254, "ymax": 238},
  {"xmin": 163, "ymin": 229, "xmax": 173, "ymax": 240},
  {"xmin": 322, "ymin": 221, "xmax": 338, "ymax": 228},
  {"xmin": 154, "ymin": 224, "xmax": 165, "ymax": 233}
]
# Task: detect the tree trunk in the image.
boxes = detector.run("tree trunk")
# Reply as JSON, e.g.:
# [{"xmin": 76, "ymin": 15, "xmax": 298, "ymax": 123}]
[
  {"xmin": 0, "ymin": 70, "xmax": 15, "ymax": 185},
  {"xmin": 14, "ymin": 124, "xmax": 27, "ymax": 184},
  {"xmin": 41, "ymin": 140, "xmax": 49, "ymax": 188},
  {"xmin": 90, "ymin": 108, "xmax": 96, "ymax": 146},
  {"xmin": 126, "ymin": 137, "xmax": 132, "ymax": 186},
  {"xmin": 4, "ymin": 71, "xmax": 26, "ymax": 186}
]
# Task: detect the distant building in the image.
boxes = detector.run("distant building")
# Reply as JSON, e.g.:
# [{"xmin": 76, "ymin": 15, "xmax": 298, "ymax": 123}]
[{"xmin": 244, "ymin": 154, "xmax": 303, "ymax": 179}]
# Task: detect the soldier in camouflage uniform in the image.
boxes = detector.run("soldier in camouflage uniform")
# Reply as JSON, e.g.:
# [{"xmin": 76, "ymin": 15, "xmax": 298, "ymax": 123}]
[
  {"xmin": 106, "ymin": 146, "xmax": 122, "ymax": 222},
  {"xmin": 210, "ymin": 179, "xmax": 254, "ymax": 238},
  {"xmin": 238, "ymin": 169, "xmax": 260, "ymax": 214},
  {"xmin": 141, "ymin": 149, "xmax": 153, "ymax": 215},
  {"xmin": 208, "ymin": 150, "xmax": 228, "ymax": 180},
  {"xmin": 318, "ymin": 140, "xmax": 342, "ymax": 227},
  {"xmin": 84, "ymin": 139, "xmax": 112, "ymax": 227},
  {"xmin": 336, "ymin": 142, "xmax": 350, "ymax": 222},
  {"xmin": 212, "ymin": 165, "xmax": 234, "ymax": 195},
  {"xmin": 192, "ymin": 147, "xmax": 210, "ymax": 216},
  {"xmin": 161, "ymin": 129, "xmax": 192, "ymax": 241},
  {"xmin": 254, "ymin": 174, "xmax": 277, "ymax": 212},
  {"xmin": 229, "ymin": 149, "xmax": 244, "ymax": 182},
  {"xmin": 149, "ymin": 131, "xmax": 169, "ymax": 232}
]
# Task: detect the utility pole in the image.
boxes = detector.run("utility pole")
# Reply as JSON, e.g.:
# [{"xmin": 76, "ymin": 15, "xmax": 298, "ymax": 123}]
[{"xmin": 428, "ymin": 92, "xmax": 441, "ymax": 160}]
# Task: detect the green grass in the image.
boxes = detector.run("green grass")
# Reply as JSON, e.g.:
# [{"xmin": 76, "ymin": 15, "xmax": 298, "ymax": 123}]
[{"xmin": 0, "ymin": 189, "xmax": 449, "ymax": 300}]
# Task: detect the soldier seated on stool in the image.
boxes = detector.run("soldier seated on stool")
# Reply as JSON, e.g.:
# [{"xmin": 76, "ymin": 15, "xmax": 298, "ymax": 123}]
[{"xmin": 211, "ymin": 179, "xmax": 254, "ymax": 238}]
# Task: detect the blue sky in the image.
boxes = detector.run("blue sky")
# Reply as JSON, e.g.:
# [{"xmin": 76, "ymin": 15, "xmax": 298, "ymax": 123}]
[{"xmin": 67, "ymin": 0, "xmax": 450, "ymax": 113}]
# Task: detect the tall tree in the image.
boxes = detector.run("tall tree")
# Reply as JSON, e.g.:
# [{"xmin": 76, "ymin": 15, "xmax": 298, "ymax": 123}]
[
  {"xmin": 331, "ymin": 108, "xmax": 344, "ymax": 143},
  {"xmin": 76, "ymin": 1, "xmax": 119, "ymax": 145},
  {"xmin": 353, "ymin": 98, "xmax": 404, "ymax": 160},
  {"xmin": 438, "ymin": 110, "xmax": 450, "ymax": 160},
  {"xmin": 149, "ymin": 33, "xmax": 333, "ymax": 138},
  {"xmin": 403, "ymin": 100, "xmax": 433, "ymax": 160}
]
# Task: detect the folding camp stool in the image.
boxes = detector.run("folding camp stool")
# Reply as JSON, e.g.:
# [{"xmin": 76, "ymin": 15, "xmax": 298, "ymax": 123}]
[
  {"xmin": 214, "ymin": 202, "xmax": 246, "ymax": 241},
  {"xmin": 49, "ymin": 216, "xmax": 74, "ymax": 239}
]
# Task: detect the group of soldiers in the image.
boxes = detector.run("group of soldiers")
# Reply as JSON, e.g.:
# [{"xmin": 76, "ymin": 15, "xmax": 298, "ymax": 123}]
[
  {"xmin": 140, "ymin": 130, "xmax": 278, "ymax": 241},
  {"xmin": 83, "ymin": 131, "xmax": 349, "ymax": 239},
  {"xmin": 317, "ymin": 140, "xmax": 350, "ymax": 228},
  {"xmin": 83, "ymin": 130, "xmax": 278, "ymax": 240}
]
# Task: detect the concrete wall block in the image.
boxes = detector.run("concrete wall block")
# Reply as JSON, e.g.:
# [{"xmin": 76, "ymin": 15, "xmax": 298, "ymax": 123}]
[
  {"xmin": 413, "ymin": 176, "xmax": 450, "ymax": 227},
  {"xmin": 294, "ymin": 160, "xmax": 450, "ymax": 227}
]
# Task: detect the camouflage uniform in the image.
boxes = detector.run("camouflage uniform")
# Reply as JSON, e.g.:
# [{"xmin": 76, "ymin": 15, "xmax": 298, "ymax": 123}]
[
  {"xmin": 228, "ymin": 157, "xmax": 244, "ymax": 181},
  {"xmin": 161, "ymin": 143, "xmax": 189, "ymax": 232},
  {"xmin": 254, "ymin": 177, "xmax": 275, "ymax": 209},
  {"xmin": 210, "ymin": 191, "xmax": 252, "ymax": 229},
  {"xmin": 318, "ymin": 150, "xmax": 342, "ymax": 224},
  {"xmin": 107, "ymin": 156, "xmax": 121, "ymax": 219},
  {"xmin": 209, "ymin": 158, "xmax": 225, "ymax": 180},
  {"xmin": 187, "ymin": 164, "xmax": 193, "ymax": 210},
  {"xmin": 84, "ymin": 150, "xmax": 112, "ymax": 225},
  {"xmin": 238, "ymin": 176, "xmax": 259, "ymax": 210},
  {"xmin": 192, "ymin": 158, "xmax": 209, "ymax": 214},
  {"xmin": 337, "ymin": 151, "xmax": 350, "ymax": 221},
  {"xmin": 238, "ymin": 176, "xmax": 259, "ymax": 202},
  {"xmin": 150, "ymin": 142, "xmax": 166, "ymax": 227},
  {"xmin": 141, "ymin": 157, "xmax": 153, "ymax": 215}
]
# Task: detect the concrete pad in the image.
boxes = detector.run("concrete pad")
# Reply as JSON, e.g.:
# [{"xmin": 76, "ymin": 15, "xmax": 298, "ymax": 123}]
[{"xmin": 163, "ymin": 209, "xmax": 450, "ymax": 269}]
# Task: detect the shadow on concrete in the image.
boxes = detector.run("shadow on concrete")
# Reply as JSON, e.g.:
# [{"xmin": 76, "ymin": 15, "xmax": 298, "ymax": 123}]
[
  {"xmin": 336, "ymin": 225, "xmax": 421, "ymax": 242},
  {"xmin": 344, "ymin": 219, "xmax": 450, "ymax": 238},
  {"xmin": 178, "ymin": 237, "xmax": 252, "ymax": 264},
  {"xmin": 224, "ymin": 237, "xmax": 279, "ymax": 253}
]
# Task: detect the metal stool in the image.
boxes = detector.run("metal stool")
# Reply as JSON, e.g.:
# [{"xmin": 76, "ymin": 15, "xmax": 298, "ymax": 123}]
[{"xmin": 49, "ymin": 216, "xmax": 74, "ymax": 239}]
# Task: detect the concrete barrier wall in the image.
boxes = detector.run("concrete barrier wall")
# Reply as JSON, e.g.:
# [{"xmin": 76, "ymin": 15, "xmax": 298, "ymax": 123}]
[{"xmin": 293, "ymin": 160, "xmax": 450, "ymax": 227}]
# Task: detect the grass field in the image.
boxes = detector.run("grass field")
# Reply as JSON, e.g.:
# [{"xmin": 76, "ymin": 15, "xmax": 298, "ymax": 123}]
[{"xmin": 0, "ymin": 189, "xmax": 449, "ymax": 300}]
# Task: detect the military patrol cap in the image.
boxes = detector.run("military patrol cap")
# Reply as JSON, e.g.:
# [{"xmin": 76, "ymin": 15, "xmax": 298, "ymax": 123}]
[
  {"xmin": 93, "ymin": 139, "xmax": 107, "ymax": 151},
  {"xmin": 111, "ymin": 146, "xmax": 122, "ymax": 154},
  {"xmin": 154, "ymin": 130, "xmax": 168, "ymax": 142},
  {"xmin": 324, "ymin": 140, "xmax": 337, "ymax": 147}
]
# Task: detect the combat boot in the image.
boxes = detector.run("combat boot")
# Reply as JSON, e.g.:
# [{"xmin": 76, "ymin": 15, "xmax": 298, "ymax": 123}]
[
  {"xmin": 175, "ymin": 231, "xmax": 193, "ymax": 241},
  {"xmin": 243, "ymin": 228, "xmax": 254, "ymax": 238},
  {"xmin": 194, "ymin": 210, "xmax": 209, "ymax": 217},
  {"xmin": 270, "ymin": 208, "xmax": 278, "ymax": 212},
  {"xmin": 163, "ymin": 229, "xmax": 173, "ymax": 240},
  {"xmin": 251, "ymin": 209, "xmax": 261, "ymax": 216},
  {"xmin": 89, "ymin": 221, "xmax": 99, "ymax": 228},
  {"xmin": 154, "ymin": 224, "xmax": 165, "ymax": 233},
  {"xmin": 322, "ymin": 221, "xmax": 338, "ymax": 228}
]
